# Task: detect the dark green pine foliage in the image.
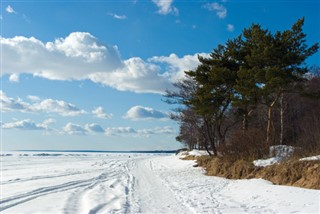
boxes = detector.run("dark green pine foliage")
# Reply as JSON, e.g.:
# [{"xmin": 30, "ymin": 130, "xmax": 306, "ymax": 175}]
[
  {"xmin": 165, "ymin": 18, "xmax": 318, "ymax": 155},
  {"xmin": 186, "ymin": 43, "xmax": 238, "ymax": 155},
  {"xmin": 241, "ymin": 18, "xmax": 318, "ymax": 145},
  {"xmin": 229, "ymin": 32, "xmax": 263, "ymax": 131}
]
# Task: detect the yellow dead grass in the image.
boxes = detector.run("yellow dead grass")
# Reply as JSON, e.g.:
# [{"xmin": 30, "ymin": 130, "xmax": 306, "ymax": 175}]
[{"xmin": 191, "ymin": 156, "xmax": 320, "ymax": 189}]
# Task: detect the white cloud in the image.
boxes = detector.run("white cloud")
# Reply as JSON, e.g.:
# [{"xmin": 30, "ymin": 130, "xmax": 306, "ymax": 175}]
[
  {"xmin": 204, "ymin": 2, "xmax": 227, "ymax": 19},
  {"xmin": 42, "ymin": 118, "xmax": 56, "ymax": 126},
  {"xmin": 88, "ymin": 57, "xmax": 174, "ymax": 94},
  {"xmin": 92, "ymin": 107, "xmax": 112, "ymax": 119},
  {"xmin": 1, "ymin": 91, "xmax": 30, "ymax": 112},
  {"xmin": 30, "ymin": 99, "xmax": 86, "ymax": 116},
  {"xmin": 124, "ymin": 105, "xmax": 168, "ymax": 120},
  {"xmin": 46, "ymin": 32, "xmax": 119, "ymax": 63},
  {"xmin": 108, "ymin": 13, "xmax": 127, "ymax": 20},
  {"xmin": 105, "ymin": 127, "xmax": 137, "ymax": 136},
  {"xmin": 2, "ymin": 32, "xmax": 207, "ymax": 94},
  {"xmin": 6, "ymin": 5, "xmax": 16, "ymax": 14},
  {"xmin": 2, "ymin": 33, "xmax": 122, "ymax": 81},
  {"xmin": 85, "ymin": 123, "xmax": 105, "ymax": 133},
  {"xmin": 227, "ymin": 24, "xmax": 234, "ymax": 32},
  {"xmin": 40, "ymin": 118, "xmax": 56, "ymax": 131},
  {"xmin": 149, "ymin": 53, "xmax": 210, "ymax": 82},
  {"xmin": 2, "ymin": 119, "xmax": 46, "ymax": 130},
  {"xmin": 62, "ymin": 123, "xmax": 105, "ymax": 135},
  {"xmin": 63, "ymin": 123, "xmax": 87, "ymax": 135},
  {"xmin": 152, "ymin": 0, "xmax": 179, "ymax": 15},
  {"xmin": 137, "ymin": 126, "xmax": 175, "ymax": 136},
  {"xmin": 1, "ymin": 91, "xmax": 86, "ymax": 116},
  {"xmin": 114, "ymin": 14, "xmax": 127, "ymax": 20},
  {"xmin": 105, "ymin": 126, "xmax": 175, "ymax": 137},
  {"xmin": 9, "ymin": 73, "xmax": 19, "ymax": 82},
  {"xmin": 27, "ymin": 95, "xmax": 41, "ymax": 102}
]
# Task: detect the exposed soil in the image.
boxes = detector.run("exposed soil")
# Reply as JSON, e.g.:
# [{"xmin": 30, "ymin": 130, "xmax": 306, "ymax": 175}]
[{"xmin": 186, "ymin": 156, "xmax": 320, "ymax": 189}]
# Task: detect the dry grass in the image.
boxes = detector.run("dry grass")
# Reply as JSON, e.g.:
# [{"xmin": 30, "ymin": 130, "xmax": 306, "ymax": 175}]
[
  {"xmin": 193, "ymin": 156, "xmax": 320, "ymax": 189},
  {"xmin": 254, "ymin": 160, "xmax": 320, "ymax": 189}
]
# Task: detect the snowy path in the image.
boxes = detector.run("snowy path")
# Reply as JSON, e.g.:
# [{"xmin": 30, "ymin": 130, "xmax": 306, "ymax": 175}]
[{"xmin": 1, "ymin": 152, "xmax": 319, "ymax": 213}]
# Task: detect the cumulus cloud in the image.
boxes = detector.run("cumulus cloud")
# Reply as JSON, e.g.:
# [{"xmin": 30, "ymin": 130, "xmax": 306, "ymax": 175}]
[
  {"xmin": 85, "ymin": 123, "xmax": 105, "ymax": 133},
  {"xmin": 27, "ymin": 95, "xmax": 41, "ymax": 102},
  {"xmin": 104, "ymin": 126, "xmax": 174, "ymax": 137},
  {"xmin": 9, "ymin": 73, "xmax": 19, "ymax": 82},
  {"xmin": 2, "ymin": 117, "xmax": 176, "ymax": 138},
  {"xmin": 42, "ymin": 118, "xmax": 56, "ymax": 126},
  {"xmin": 2, "ymin": 119, "xmax": 47, "ymax": 130},
  {"xmin": 92, "ymin": 107, "xmax": 112, "ymax": 119},
  {"xmin": 63, "ymin": 123, "xmax": 87, "ymax": 135},
  {"xmin": 1, "ymin": 91, "xmax": 30, "ymax": 112},
  {"xmin": 204, "ymin": 2, "xmax": 227, "ymax": 19},
  {"xmin": 6, "ymin": 5, "xmax": 16, "ymax": 14},
  {"xmin": 124, "ymin": 105, "xmax": 168, "ymax": 120},
  {"xmin": 63, "ymin": 123, "xmax": 174, "ymax": 137},
  {"xmin": 1, "ymin": 91, "xmax": 86, "ymax": 116},
  {"xmin": 152, "ymin": 0, "xmax": 178, "ymax": 15},
  {"xmin": 227, "ymin": 24, "xmax": 234, "ymax": 32},
  {"xmin": 30, "ymin": 99, "xmax": 86, "ymax": 116},
  {"xmin": 88, "ymin": 57, "xmax": 174, "ymax": 94},
  {"xmin": 2, "ymin": 32, "xmax": 122, "ymax": 81},
  {"xmin": 105, "ymin": 127, "xmax": 137, "ymax": 136},
  {"xmin": 62, "ymin": 123, "xmax": 105, "ymax": 135},
  {"xmin": 149, "ymin": 53, "xmax": 210, "ymax": 82},
  {"xmin": 2, "ymin": 32, "xmax": 206, "ymax": 94}
]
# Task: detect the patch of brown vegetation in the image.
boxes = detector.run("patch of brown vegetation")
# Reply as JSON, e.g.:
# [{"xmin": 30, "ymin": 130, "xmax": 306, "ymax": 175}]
[
  {"xmin": 181, "ymin": 155, "xmax": 197, "ymax": 160},
  {"xmin": 254, "ymin": 160, "xmax": 320, "ymax": 189},
  {"xmin": 194, "ymin": 156, "xmax": 320, "ymax": 189}
]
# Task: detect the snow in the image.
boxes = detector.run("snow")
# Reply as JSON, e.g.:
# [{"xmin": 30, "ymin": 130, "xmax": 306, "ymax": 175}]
[
  {"xmin": 269, "ymin": 145, "xmax": 295, "ymax": 158},
  {"xmin": 176, "ymin": 149, "xmax": 209, "ymax": 158},
  {"xmin": 300, "ymin": 155, "xmax": 320, "ymax": 161},
  {"xmin": 253, "ymin": 157, "xmax": 282, "ymax": 167},
  {"xmin": 253, "ymin": 145, "xmax": 296, "ymax": 167},
  {"xmin": 187, "ymin": 149, "xmax": 210, "ymax": 156},
  {"xmin": 1, "ymin": 152, "xmax": 319, "ymax": 213}
]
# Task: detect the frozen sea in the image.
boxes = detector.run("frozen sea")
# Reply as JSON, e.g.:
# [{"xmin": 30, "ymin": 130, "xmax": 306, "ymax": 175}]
[{"xmin": 1, "ymin": 151, "xmax": 319, "ymax": 213}]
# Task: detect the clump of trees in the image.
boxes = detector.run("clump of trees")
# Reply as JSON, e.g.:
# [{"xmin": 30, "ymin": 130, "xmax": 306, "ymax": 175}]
[{"xmin": 166, "ymin": 18, "xmax": 319, "ymax": 158}]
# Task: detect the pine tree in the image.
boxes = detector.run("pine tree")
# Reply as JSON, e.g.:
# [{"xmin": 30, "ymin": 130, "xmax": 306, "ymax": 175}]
[{"xmin": 186, "ymin": 44, "xmax": 238, "ymax": 155}]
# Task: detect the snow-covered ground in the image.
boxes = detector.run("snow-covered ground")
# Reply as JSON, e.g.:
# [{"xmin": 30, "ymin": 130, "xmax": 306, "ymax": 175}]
[
  {"xmin": 300, "ymin": 155, "xmax": 320, "ymax": 161},
  {"xmin": 1, "ymin": 152, "xmax": 319, "ymax": 213}
]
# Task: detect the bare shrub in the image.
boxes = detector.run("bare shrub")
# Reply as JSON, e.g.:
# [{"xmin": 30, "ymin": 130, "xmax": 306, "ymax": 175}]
[{"xmin": 219, "ymin": 128, "xmax": 268, "ymax": 161}]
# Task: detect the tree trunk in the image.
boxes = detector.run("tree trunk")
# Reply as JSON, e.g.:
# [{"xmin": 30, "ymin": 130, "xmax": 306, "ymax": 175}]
[
  {"xmin": 266, "ymin": 94, "xmax": 281, "ymax": 146},
  {"xmin": 204, "ymin": 119, "xmax": 217, "ymax": 156},
  {"xmin": 216, "ymin": 124, "xmax": 222, "ymax": 146},
  {"xmin": 279, "ymin": 93, "xmax": 284, "ymax": 145},
  {"xmin": 204, "ymin": 144, "xmax": 212, "ymax": 156},
  {"xmin": 242, "ymin": 114, "xmax": 248, "ymax": 131},
  {"xmin": 266, "ymin": 105, "xmax": 273, "ymax": 146}
]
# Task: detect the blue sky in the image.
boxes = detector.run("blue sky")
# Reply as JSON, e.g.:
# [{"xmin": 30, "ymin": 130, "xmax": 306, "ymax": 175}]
[{"xmin": 1, "ymin": 0, "xmax": 319, "ymax": 151}]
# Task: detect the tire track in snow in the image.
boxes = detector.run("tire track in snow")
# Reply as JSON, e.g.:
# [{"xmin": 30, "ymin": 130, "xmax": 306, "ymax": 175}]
[
  {"xmin": 1, "ymin": 178, "xmax": 98, "ymax": 211},
  {"xmin": 129, "ymin": 157, "xmax": 192, "ymax": 214},
  {"xmin": 63, "ymin": 159, "xmax": 131, "ymax": 214},
  {"xmin": 2, "ymin": 168, "xmax": 103, "ymax": 185},
  {"xmin": 1, "ymin": 159, "xmax": 120, "ymax": 212}
]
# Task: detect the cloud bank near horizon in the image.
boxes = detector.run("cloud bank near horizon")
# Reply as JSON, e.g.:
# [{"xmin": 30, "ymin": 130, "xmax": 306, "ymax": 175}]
[{"xmin": 1, "ymin": 119, "xmax": 175, "ymax": 138}]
